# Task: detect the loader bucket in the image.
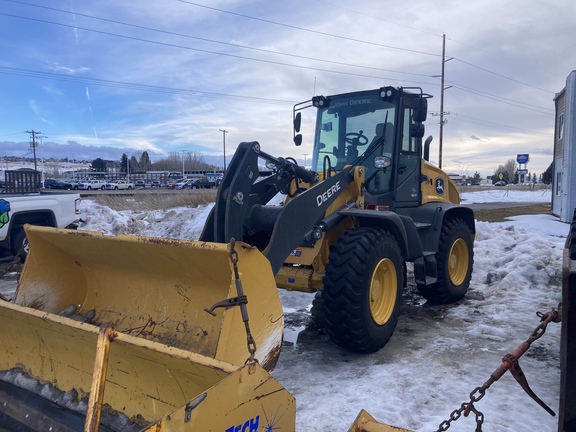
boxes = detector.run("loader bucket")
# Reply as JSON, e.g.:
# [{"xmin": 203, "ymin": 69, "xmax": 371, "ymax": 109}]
[
  {"xmin": 0, "ymin": 301, "xmax": 295, "ymax": 430},
  {"xmin": 14, "ymin": 225, "xmax": 284, "ymax": 370},
  {"xmin": 0, "ymin": 225, "xmax": 289, "ymax": 430}
]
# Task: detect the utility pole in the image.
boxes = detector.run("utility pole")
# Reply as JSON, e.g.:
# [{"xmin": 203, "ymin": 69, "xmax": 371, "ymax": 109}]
[
  {"xmin": 433, "ymin": 34, "xmax": 452, "ymax": 170},
  {"xmin": 219, "ymin": 129, "xmax": 228, "ymax": 171},
  {"xmin": 25, "ymin": 129, "xmax": 42, "ymax": 171},
  {"xmin": 38, "ymin": 135, "xmax": 47, "ymax": 182},
  {"xmin": 303, "ymin": 153, "xmax": 308, "ymax": 168}
]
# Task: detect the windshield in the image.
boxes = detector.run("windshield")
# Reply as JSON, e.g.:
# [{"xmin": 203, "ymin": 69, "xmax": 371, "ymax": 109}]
[{"xmin": 311, "ymin": 92, "xmax": 396, "ymax": 173}]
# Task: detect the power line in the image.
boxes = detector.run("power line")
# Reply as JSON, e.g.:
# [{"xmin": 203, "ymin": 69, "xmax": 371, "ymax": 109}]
[
  {"xmin": 451, "ymin": 58, "xmax": 556, "ymax": 94},
  {"xmin": 0, "ymin": 66, "xmax": 295, "ymax": 104},
  {"xmin": 450, "ymin": 113, "xmax": 553, "ymax": 136},
  {"xmin": 0, "ymin": 12, "xmax": 439, "ymax": 87},
  {"xmin": 2, "ymin": 0, "xmax": 436, "ymax": 80},
  {"xmin": 175, "ymin": 0, "xmax": 441, "ymax": 58}
]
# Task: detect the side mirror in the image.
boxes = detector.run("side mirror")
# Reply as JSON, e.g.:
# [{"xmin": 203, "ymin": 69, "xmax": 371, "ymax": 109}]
[
  {"xmin": 293, "ymin": 112, "xmax": 302, "ymax": 133},
  {"xmin": 413, "ymin": 98, "xmax": 428, "ymax": 122},
  {"xmin": 410, "ymin": 123, "xmax": 425, "ymax": 139},
  {"xmin": 294, "ymin": 134, "xmax": 302, "ymax": 146}
]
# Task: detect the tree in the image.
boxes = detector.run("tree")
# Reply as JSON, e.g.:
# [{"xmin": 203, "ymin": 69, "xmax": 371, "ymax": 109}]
[
  {"xmin": 120, "ymin": 153, "xmax": 128, "ymax": 173},
  {"xmin": 129, "ymin": 155, "xmax": 141, "ymax": 173},
  {"xmin": 504, "ymin": 159, "xmax": 517, "ymax": 183},
  {"xmin": 542, "ymin": 162, "xmax": 553, "ymax": 185},
  {"xmin": 91, "ymin": 158, "xmax": 107, "ymax": 173},
  {"xmin": 139, "ymin": 151, "xmax": 152, "ymax": 172},
  {"xmin": 492, "ymin": 165, "xmax": 507, "ymax": 184},
  {"xmin": 470, "ymin": 171, "xmax": 482, "ymax": 185}
]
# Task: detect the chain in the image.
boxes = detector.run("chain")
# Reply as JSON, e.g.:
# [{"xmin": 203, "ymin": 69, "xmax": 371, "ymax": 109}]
[
  {"xmin": 435, "ymin": 306, "xmax": 561, "ymax": 431},
  {"xmin": 228, "ymin": 239, "xmax": 258, "ymax": 364}
]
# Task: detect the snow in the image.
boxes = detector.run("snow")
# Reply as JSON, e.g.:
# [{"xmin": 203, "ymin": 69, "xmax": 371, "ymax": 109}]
[{"xmin": 1, "ymin": 187, "xmax": 567, "ymax": 431}]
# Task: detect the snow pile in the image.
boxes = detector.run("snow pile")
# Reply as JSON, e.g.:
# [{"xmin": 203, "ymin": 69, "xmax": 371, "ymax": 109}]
[{"xmin": 62, "ymin": 192, "xmax": 570, "ymax": 430}]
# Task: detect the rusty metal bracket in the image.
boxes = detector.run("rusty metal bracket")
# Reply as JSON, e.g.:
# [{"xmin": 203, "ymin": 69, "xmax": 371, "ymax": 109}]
[
  {"xmin": 204, "ymin": 295, "xmax": 248, "ymax": 316},
  {"xmin": 437, "ymin": 307, "xmax": 561, "ymax": 431}
]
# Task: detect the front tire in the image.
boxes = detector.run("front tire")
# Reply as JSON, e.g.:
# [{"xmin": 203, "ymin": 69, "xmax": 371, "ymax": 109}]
[
  {"xmin": 322, "ymin": 227, "xmax": 404, "ymax": 353},
  {"xmin": 417, "ymin": 217, "xmax": 474, "ymax": 304}
]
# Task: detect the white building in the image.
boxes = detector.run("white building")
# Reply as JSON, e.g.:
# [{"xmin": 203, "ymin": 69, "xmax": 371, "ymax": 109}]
[{"xmin": 552, "ymin": 70, "xmax": 576, "ymax": 222}]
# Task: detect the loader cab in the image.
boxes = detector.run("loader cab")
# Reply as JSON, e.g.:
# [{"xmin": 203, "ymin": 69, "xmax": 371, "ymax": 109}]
[{"xmin": 297, "ymin": 87, "xmax": 429, "ymax": 210}]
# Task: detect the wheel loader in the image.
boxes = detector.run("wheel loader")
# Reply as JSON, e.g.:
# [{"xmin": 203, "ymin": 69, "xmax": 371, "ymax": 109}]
[
  {"xmin": 0, "ymin": 86, "xmax": 472, "ymax": 431},
  {"xmin": 201, "ymin": 85, "xmax": 475, "ymax": 353}
]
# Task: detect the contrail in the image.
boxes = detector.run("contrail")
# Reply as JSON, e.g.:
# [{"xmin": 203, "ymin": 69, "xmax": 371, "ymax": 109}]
[{"xmin": 85, "ymin": 86, "xmax": 99, "ymax": 142}]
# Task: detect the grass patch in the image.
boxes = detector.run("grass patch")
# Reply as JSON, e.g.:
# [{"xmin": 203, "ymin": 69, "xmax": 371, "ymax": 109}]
[
  {"xmin": 90, "ymin": 190, "xmax": 217, "ymax": 211},
  {"xmin": 473, "ymin": 204, "xmax": 552, "ymax": 223}
]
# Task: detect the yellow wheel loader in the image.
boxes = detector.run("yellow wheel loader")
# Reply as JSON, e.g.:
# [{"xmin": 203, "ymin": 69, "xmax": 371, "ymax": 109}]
[
  {"xmin": 0, "ymin": 86, "xmax": 472, "ymax": 431},
  {"xmin": 201, "ymin": 86, "xmax": 475, "ymax": 353}
]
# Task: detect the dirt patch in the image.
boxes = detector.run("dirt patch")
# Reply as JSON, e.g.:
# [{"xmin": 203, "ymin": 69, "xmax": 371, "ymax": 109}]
[{"xmin": 473, "ymin": 204, "xmax": 552, "ymax": 223}]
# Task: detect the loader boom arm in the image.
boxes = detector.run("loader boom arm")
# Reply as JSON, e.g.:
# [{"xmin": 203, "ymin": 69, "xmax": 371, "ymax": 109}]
[{"xmin": 200, "ymin": 141, "xmax": 354, "ymax": 274}]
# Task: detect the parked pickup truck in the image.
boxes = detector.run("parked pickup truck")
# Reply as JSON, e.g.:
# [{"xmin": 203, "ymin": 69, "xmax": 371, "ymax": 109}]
[
  {"xmin": 104, "ymin": 180, "xmax": 135, "ymax": 190},
  {"xmin": 0, "ymin": 193, "xmax": 81, "ymax": 261},
  {"xmin": 78, "ymin": 179, "xmax": 107, "ymax": 190}
]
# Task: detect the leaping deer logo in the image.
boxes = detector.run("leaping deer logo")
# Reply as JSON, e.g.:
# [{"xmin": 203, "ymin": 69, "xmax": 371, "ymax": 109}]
[{"xmin": 435, "ymin": 178, "xmax": 445, "ymax": 195}]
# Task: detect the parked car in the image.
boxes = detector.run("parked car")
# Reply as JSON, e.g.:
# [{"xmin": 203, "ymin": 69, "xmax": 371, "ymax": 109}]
[
  {"xmin": 166, "ymin": 178, "xmax": 184, "ymax": 189},
  {"xmin": 133, "ymin": 179, "xmax": 146, "ymax": 188},
  {"xmin": 78, "ymin": 179, "xmax": 107, "ymax": 190},
  {"xmin": 150, "ymin": 179, "xmax": 162, "ymax": 188},
  {"xmin": 494, "ymin": 181, "xmax": 507, "ymax": 186},
  {"xmin": 177, "ymin": 177, "xmax": 214, "ymax": 189},
  {"xmin": 104, "ymin": 180, "xmax": 135, "ymax": 190},
  {"xmin": 43, "ymin": 179, "xmax": 72, "ymax": 190},
  {"xmin": 61, "ymin": 179, "xmax": 81, "ymax": 190}
]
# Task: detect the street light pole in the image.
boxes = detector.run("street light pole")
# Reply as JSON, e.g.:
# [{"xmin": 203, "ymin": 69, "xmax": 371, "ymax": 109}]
[
  {"xmin": 180, "ymin": 150, "xmax": 187, "ymax": 176},
  {"xmin": 219, "ymin": 129, "xmax": 228, "ymax": 171}
]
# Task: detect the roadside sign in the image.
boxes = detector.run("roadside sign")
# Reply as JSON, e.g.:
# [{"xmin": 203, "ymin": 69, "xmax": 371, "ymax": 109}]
[
  {"xmin": 517, "ymin": 169, "xmax": 528, "ymax": 174},
  {"xmin": 499, "ymin": 173, "xmax": 503, "ymax": 180},
  {"xmin": 516, "ymin": 154, "xmax": 529, "ymax": 164}
]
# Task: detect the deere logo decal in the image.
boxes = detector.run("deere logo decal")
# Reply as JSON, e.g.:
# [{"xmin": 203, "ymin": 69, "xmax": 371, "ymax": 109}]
[
  {"xmin": 0, "ymin": 199, "xmax": 10, "ymax": 229},
  {"xmin": 435, "ymin": 178, "xmax": 445, "ymax": 195}
]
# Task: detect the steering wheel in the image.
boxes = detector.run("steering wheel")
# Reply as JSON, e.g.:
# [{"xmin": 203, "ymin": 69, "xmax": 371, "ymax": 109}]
[{"xmin": 345, "ymin": 131, "xmax": 369, "ymax": 146}]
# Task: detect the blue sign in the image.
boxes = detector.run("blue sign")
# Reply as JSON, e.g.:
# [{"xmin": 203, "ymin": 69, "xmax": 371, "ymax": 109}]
[{"xmin": 516, "ymin": 154, "xmax": 529, "ymax": 164}]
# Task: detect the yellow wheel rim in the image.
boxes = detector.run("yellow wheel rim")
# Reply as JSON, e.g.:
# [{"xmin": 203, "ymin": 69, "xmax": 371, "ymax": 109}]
[
  {"xmin": 448, "ymin": 238, "xmax": 469, "ymax": 286},
  {"xmin": 369, "ymin": 258, "xmax": 397, "ymax": 325}
]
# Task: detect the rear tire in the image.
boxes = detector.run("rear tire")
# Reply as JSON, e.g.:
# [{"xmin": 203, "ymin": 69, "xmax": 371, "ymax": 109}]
[
  {"xmin": 417, "ymin": 217, "xmax": 473, "ymax": 304},
  {"xmin": 322, "ymin": 227, "xmax": 403, "ymax": 353},
  {"xmin": 11, "ymin": 228, "xmax": 29, "ymax": 262}
]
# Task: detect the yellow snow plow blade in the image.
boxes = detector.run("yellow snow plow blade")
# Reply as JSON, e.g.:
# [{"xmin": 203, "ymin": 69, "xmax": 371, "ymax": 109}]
[{"xmin": 0, "ymin": 225, "xmax": 290, "ymax": 430}]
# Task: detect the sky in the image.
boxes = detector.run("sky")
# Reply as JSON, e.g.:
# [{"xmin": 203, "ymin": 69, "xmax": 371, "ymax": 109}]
[
  {"xmin": 0, "ymin": 188, "xmax": 566, "ymax": 430},
  {"xmin": 0, "ymin": 0, "xmax": 574, "ymax": 177}
]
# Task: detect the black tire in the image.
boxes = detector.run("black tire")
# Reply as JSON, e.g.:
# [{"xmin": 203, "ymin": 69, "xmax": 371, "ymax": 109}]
[
  {"xmin": 322, "ymin": 227, "xmax": 404, "ymax": 353},
  {"xmin": 87, "ymin": 186, "xmax": 92, "ymax": 190},
  {"xmin": 417, "ymin": 217, "xmax": 474, "ymax": 304},
  {"xmin": 192, "ymin": 185, "xmax": 199, "ymax": 189},
  {"xmin": 11, "ymin": 228, "xmax": 29, "ymax": 262},
  {"xmin": 101, "ymin": 186, "xmax": 106, "ymax": 190},
  {"xmin": 114, "ymin": 186, "xmax": 118, "ymax": 190}
]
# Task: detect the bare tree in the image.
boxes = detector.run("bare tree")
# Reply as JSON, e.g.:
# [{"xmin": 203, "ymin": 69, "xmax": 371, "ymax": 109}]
[{"xmin": 504, "ymin": 159, "xmax": 517, "ymax": 182}]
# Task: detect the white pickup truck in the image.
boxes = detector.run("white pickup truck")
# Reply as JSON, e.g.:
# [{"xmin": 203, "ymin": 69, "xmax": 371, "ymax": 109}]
[
  {"xmin": 0, "ymin": 193, "xmax": 81, "ymax": 261},
  {"xmin": 78, "ymin": 179, "xmax": 107, "ymax": 190},
  {"xmin": 104, "ymin": 180, "xmax": 135, "ymax": 190}
]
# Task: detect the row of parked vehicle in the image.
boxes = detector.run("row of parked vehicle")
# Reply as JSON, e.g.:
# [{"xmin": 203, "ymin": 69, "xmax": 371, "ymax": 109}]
[{"xmin": 41, "ymin": 176, "xmax": 220, "ymax": 191}]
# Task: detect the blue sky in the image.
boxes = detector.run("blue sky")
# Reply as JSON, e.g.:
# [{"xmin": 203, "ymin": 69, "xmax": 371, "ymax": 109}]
[{"xmin": 0, "ymin": 0, "xmax": 574, "ymax": 176}]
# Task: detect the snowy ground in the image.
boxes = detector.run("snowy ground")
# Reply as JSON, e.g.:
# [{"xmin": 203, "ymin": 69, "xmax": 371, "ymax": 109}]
[{"xmin": 1, "ymin": 187, "xmax": 567, "ymax": 431}]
